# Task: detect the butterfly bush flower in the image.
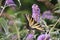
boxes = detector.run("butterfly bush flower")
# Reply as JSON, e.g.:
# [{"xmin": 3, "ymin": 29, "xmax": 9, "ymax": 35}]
[
  {"xmin": 5, "ymin": 0, "xmax": 16, "ymax": 7},
  {"xmin": 37, "ymin": 33, "xmax": 50, "ymax": 40},
  {"xmin": 8, "ymin": 20, "xmax": 14, "ymax": 25},
  {"xmin": 26, "ymin": 30, "xmax": 35, "ymax": 40},
  {"xmin": 42, "ymin": 10, "xmax": 53, "ymax": 20},
  {"xmin": 26, "ymin": 33, "xmax": 34, "ymax": 40},
  {"xmin": 32, "ymin": 4, "xmax": 40, "ymax": 23}
]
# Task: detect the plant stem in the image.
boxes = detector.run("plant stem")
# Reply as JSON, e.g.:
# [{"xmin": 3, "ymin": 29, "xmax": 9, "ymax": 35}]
[
  {"xmin": 14, "ymin": 22, "xmax": 20, "ymax": 40},
  {"xmin": 49, "ymin": 18, "xmax": 60, "ymax": 33}
]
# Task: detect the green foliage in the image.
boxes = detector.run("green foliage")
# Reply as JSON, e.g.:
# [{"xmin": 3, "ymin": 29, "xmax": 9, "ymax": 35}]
[{"xmin": 20, "ymin": 0, "xmax": 36, "ymax": 9}]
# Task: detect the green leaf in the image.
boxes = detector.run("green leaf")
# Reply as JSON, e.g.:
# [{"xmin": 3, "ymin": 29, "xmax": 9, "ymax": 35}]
[
  {"xmin": 0, "ymin": 18, "xmax": 9, "ymax": 35},
  {"xmin": 6, "ymin": 8, "xmax": 15, "ymax": 15},
  {"xmin": 54, "ymin": 9, "xmax": 60, "ymax": 13},
  {"xmin": 58, "ymin": 0, "xmax": 60, "ymax": 9}
]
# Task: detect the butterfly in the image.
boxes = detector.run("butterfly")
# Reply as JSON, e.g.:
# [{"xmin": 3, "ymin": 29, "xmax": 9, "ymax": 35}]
[{"xmin": 25, "ymin": 14, "xmax": 44, "ymax": 31}]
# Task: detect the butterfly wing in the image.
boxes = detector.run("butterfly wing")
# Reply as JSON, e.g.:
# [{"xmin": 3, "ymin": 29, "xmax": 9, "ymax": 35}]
[{"xmin": 25, "ymin": 14, "xmax": 44, "ymax": 31}]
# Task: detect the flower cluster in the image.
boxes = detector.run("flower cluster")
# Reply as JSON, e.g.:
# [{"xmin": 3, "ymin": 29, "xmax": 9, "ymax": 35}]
[
  {"xmin": 42, "ymin": 10, "xmax": 54, "ymax": 20},
  {"xmin": 5, "ymin": 0, "xmax": 16, "ymax": 7},
  {"xmin": 26, "ymin": 33, "xmax": 34, "ymax": 40},
  {"xmin": 37, "ymin": 33, "xmax": 50, "ymax": 40},
  {"xmin": 32, "ymin": 4, "xmax": 40, "ymax": 23},
  {"xmin": 8, "ymin": 20, "xmax": 14, "ymax": 25}
]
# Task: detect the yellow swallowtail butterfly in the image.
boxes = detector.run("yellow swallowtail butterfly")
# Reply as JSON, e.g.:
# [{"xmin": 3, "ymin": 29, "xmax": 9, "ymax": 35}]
[{"xmin": 25, "ymin": 14, "xmax": 44, "ymax": 31}]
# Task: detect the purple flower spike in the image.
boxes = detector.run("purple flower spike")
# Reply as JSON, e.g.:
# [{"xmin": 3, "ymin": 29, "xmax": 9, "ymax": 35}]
[
  {"xmin": 37, "ymin": 33, "xmax": 50, "ymax": 40},
  {"xmin": 42, "ymin": 10, "xmax": 53, "ymax": 19},
  {"xmin": 32, "ymin": 4, "xmax": 40, "ymax": 23},
  {"xmin": 5, "ymin": 0, "xmax": 16, "ymax": 7},
  {"xmin": 26, "ymin": 33, "xmax": 34, "ymax": 40}
]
